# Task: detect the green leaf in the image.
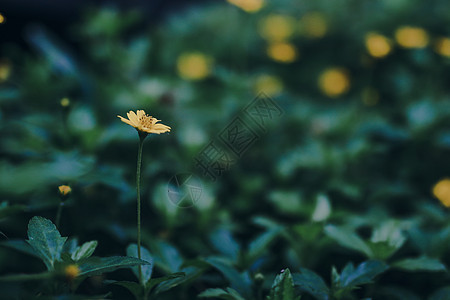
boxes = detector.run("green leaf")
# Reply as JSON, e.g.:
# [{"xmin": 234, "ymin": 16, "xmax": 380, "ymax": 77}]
[
  {"xmin": 148, "ymin": 240, "xmax": 183, "ymax": 273},
  {"xmin": 268, "ymin": 269, "xmax": 299, "ymax": 300},
  {"xmin": 150, "ymin": 272, "xmax": 186, "ymax": 295},
  {"xmin": 338, "ymin": 260, "xmax": 389, "ymax": 289},
  {"xmin": 107, "ymin": 280, "xmax": 143, "ymax": 299},
  {"xmin": 126, "ymin": 243, "xmax": 153, "ymax": 286},
  {"xmin": 0, "ymin": 240, "xmax": 40, "ymax": 259},
  {"xmin": 292, "ymin": 268, "xmax": 329, "ymax": 300},
  {"xmin": 71, "ymin": 241, "xmax": 98, "ymax": 261},
  {"xmin": 392, "ymin": 256, "xmax": 447, "ymax": 272},
  {"xmin": 26, "ymin": 216, "xmax": 67, "ymax": 270},
  {"xmin": 247, "ymin": 228, "xmax": 282, "ymax": 263},
  {"xmin": 204, "ymin": 257, "xmax": 252, "ymax": 299},
  {"xmin": 78, "ymin": 256, "xmax": 150, "ymax": 277},
  {"xmin": 198, "ymin": 287, "xmax": 245, "ymax": 300},
  {"xmin": 210, "ymin": 228, "xmax": 240, "ymax": 261},
  {"xmin": 324, "ymin": 225, "xmax": 373, "ymax": 258}
]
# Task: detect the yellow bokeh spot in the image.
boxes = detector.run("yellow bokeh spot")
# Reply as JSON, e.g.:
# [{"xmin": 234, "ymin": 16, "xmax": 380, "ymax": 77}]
[
  {"xmin": 0, "ymin": 60, "xmax": 11, "ymax": 81},
  {"xmin": 395, "ymin": 26, "xmax": 429, "ymax": 49},
  {"xmin": 299, "ymin": 12, "xmax": 327, "ymax": 38},
  {"xmin": 259, "ymin": 14, "xmax": 296, "ymax": 42},
  {"xmin": 362, "ymin": 87, "xmax": 379, "ymax": 106},
  {"xmin": 267, "ymin": 42, "xmax": 298, "ymax": 63},
  {"xmin": 254, "ymin": 74, "xmax": 283, "ymax": 96},
  {"xmin": 365, "ymin": 32, "xmax": 392, "ymax": 58},
  {"xmin": 318, "ymin": 68, "xmax": 350, "ymax": 98},
  {"xmin": 433, "ymin": 178, "xmax": 450, "ymax": 207},
  {"xmin": 227, "ymin": 0, "xmax": 264, "ymax": 13},
  {"xmin": 60, "ymin": 97, "xmax": 70, "ymax": 107},
  {"xmin": 64, "ymin": 264, "xmax": 80, "ymax": 280},
  {"xmin": 0, "ymin": 13, "xmax": 5, "ymax": 24},
  {"xmin": 434, "ymin": 37, "xmax": 450, "ymax": 57},
  {"xmin": 177, "ymin": 52, "xmax": 213, "ymax": 81}
]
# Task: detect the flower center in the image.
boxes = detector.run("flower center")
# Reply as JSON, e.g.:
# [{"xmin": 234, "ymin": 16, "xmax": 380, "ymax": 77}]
[{"xmin": 139, "ymin": 114, "xmax": 154, "ymax": 128}]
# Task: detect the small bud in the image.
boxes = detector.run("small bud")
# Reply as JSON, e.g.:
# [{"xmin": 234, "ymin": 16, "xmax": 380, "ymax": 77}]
[
  {"xmin": 60, "ymin": 97, "xmax": 70, "ymax": 107},
  {"xmin": 254, "ymin": 272, "xmax": 264, "ymax": 284},
  {"xmin": 58, "ymin": 185, "xmax": 72, "ymax": 197},
  {"xmin": 64, "ymin": 264, "xmax": 80, "ymax": 280}
]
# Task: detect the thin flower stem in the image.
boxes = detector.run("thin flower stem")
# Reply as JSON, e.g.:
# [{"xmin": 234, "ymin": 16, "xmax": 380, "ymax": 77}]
[
  {"xmin": 55, "ymin": 202, "xmax": 64, "ymax": 228},
  {"xmin": 136, "ymin": 134, "xmax": 145, "ymax": 284}
]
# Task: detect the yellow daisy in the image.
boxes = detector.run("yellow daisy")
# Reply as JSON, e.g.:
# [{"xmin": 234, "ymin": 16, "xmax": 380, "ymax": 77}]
[{"xmin": 118, "ymin": 110, "xmax": 171, "ymax": 135}]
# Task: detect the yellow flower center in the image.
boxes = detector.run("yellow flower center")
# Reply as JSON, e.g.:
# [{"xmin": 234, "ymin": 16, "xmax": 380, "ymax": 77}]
[
  {"xmin": 139, "ymin": 114, "xmax": 155, "ymax": 129},
  {"xmin": 64, "ymin": 264, "xmax": 80, "ymax": 280}
]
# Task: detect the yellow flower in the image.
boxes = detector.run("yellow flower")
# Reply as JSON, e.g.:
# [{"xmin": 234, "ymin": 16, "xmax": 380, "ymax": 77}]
[
  {"xmin": 118, "ymin": 110, "xmax": 171, "ymax": 134},
  {"xmin": 395, "ymin": 26, "xmax": 429, "ymax": 49},
  {"xmin": 64, "ymin": 264, "xmax": 80, "ymax": 280},
  {"xmin": 227, "ymin": 0, "xmax": 264, "ymax": 13},
  {"xmin": 434, "ymin": 37, "xmax": 450, "ymax": 57},
  {"xmin": 0, "ymin": 13, "xmax": 5, "ymax": 24},
  {"xmin": 58, "ymin": 185, "xmax": 72, "ymax": 196},
  {"xmin": 253, "ymin": 74, "xmax": 283, "ymax": 96},
  {"xmin": 177, "ymin": 52, "xmax": 212, "ymax": 81},
  {"xmin": 318, "ymin": 68, "xmax": 350, "ymax": 97},
  {"xmin": 365, "ymin": 32, "xmax": 392, "ymax": 58},
  {"xmin": 60, "ymin": 97, "xmax": 70, "ymax": 107},
  {"xmin": 267, "ymin": 42, "xmax": 298, "ymax": 63},
  {"xmin": 433, "ymin": 178, "xmax": 450, "ymax": 207}
]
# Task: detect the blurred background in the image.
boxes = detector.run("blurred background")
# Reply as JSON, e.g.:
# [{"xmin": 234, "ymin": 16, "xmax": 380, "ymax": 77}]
[{"xmin": 1, "ymin": 0, "xmax": 450, "ymax": 299}]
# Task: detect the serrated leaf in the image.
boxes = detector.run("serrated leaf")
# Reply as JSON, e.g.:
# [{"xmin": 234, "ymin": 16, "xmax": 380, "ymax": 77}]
[
  {"xmin": 126, "ymin": 243, "xmax": 153, "ymax": 286},
  {"xmin": 339, "ymin": 260, "xmax": 388, "ymax": 289},
  {"xmin": 78, "ymin": 256, "xmax": 150, "ymax": 277},
  {"xmin": 324, "ymin": 225, "xmax": 373, "ymax": 258},
  {"xmin": 198, "ymin": 287, "xmax": 245, "ymax": 300},
  {"xmin": 71, "ymin": 241, "xmax": 98, "ymax": 261},
  {"xmin": 26, "ymin": 216, "xmax": 67, "ymax": 270},
  {"xmin": 292, "ymin": 268, "xmax": 329, "ymax": 300},
  {"xmin": 392, "ymin": 257, "xmax": 447, "ymax": 272},
  {"xmin": 268, "ymin": 269, "xmax": 299, "ymax": 300}
]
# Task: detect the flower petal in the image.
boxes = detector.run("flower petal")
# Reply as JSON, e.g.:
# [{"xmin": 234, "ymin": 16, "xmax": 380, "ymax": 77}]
[{"xmin": 118, "ymin": 115, "xmax": 135, "ymax": 127}]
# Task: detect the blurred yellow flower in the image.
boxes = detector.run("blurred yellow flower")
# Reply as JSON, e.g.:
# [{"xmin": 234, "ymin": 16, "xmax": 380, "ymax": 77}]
[
  {"xmin": 58, "ymin": 185, "xmax": 72, "ymax": 196},
  {"xmin": 118, "ymin": 110, "xmax": 171, "ymax": 134},
  {"xmin": 318, "ymin": 68, "xmax": 350, "ymax": 97},
  {"xmin": 0, "ymin": 13, "xmax": 5, "ymax": 24},
  {"xmin": 267, "ymin": 42, "xmax": 298, "ymax": 63},
  {"xmin": 64, "ymin": 264, "xmax": 80, "ymax": 280},
  {"xmin": 365, "ymin": 32, "xmax": 392, "ymax": 58},
  {"xmin": 60, "ymin": 97, "xmax": 70, "ymax": 107},
  {"xmin": 299, "ymin": 12, "xmax": 327, "ymax": 38},
  {"xmin": 177, "ymin": 52, "xmax": 212, "ymax": 81},
  {"xmin": 362, "ymin": 87, "xmax": 379, "ymax": 106},
  {"xmin": 259, "ymin": 14, "xmax": 296, "ymax": 41},
  {"xmin": 434, "ymin": 37, "xmax": 450, "ymax": 57},
  {"xmin": 227, "ymin": 0, "xmax": 264, "ymax": 13},
  {"xmin": 395, "ymin": 26, "xmax": 429, "ymax": 49},
  {"xmin": 433, "ymin": 178, "xmax": 450, "ymax": 207},
  {"xmin": 254, "ymin": 74, "xmax": 283, "ymax": 96},
  {"xmin": 0, "ymin": 60, "xmax": 11, "ymax": 82}
]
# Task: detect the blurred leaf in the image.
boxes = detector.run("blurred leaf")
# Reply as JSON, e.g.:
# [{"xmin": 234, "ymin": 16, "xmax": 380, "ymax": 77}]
[
  {"xmin": 198, "ymin": 287, "xmax": 245, "ymax": 300},
  {"xmin": 0, "ymin": 202, "xmax": 26, "ymax": 219},
  {"xmin": 392, "ymin": 257, "xmax": 447, "ymax": 272},
  {"xmin": 247, "ymin": 227, "xmax": 282, "ymax": 263},
  {"xmin": 71, "ymin": 241, "xmax": 97, "ymax": 261},
  {"xmin": 204, "ymin": 257, "xmax": 252, "ymax": 298},
  {"xmin": 127, "ymin": 243, "xmax": 154, "ymax": 286},
  {"xmin": 268, "ymin": 269, "xmax": 299, "ymax": 300},
  {"xmin": 0, "ymin": 240, "xmax": 39, "ymax": 258},
  {"xmin": 324, "ymin": 225, "xmax": 373, "ymax": 258},
  {"xmin": 26, "ymin": 216, "xmax": 67, "ymax": 270},
  {"xmin": 107, "ymin": 280, "xmax": 142, "ymax": 299},
  {"xmin": 151, "ymin": 272, "xmax": 186, "ymax": 295},
  {"xmin": 148, "ymin": 239, "xmax": 183, "ymax": 273},
  {"xmin": 428, "ymin": 286, "xmax": 450, "ymax": 300},
  {"xmin": 78, "ymin": 256, "xmax": 150, "ymax": 277},
  {"xmin": 292, "ymin": 268, "xmax": 329, "ymax": 300},
  {"xmin": 210, "ymin": 228, "xmax": 240, "ymax": 262}
]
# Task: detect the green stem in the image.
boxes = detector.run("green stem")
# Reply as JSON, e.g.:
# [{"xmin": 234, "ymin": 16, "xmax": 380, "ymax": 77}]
[
  {"xmin": 136, "ymin": 134, "xmax": 146, "ymax": 284},
  {"xmin": 55, "ymin": 202, "xmax": 64, "ymax": 228}
]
